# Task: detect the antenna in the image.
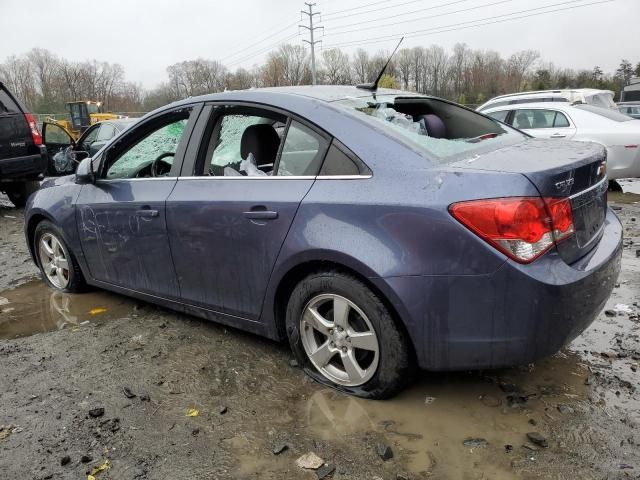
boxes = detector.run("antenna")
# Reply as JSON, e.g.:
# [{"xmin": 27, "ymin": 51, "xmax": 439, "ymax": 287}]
[{"xmin": 356, "ymin": 37, "xmax": 404, "ymax": 91}]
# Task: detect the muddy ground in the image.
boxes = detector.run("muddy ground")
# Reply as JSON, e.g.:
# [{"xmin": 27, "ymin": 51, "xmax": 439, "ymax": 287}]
[{"xmin": 0, "ymin": 185, "xmax": 639, "ymax": 480}]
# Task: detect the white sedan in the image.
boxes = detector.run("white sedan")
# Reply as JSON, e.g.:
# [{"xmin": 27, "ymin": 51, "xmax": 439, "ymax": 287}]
[{"xmin": 482, "ymin": 102, "xmax": 640, "ymax": 180}]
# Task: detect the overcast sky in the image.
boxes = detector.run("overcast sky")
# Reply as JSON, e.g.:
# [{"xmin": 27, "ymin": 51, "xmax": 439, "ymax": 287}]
[{"xmin": 0, "ymin": 0, "xmax": 637, "ymax": 88}]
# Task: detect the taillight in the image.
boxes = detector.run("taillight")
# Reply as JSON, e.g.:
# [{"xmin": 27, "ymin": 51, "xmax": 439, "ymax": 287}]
[
  {"xmin": 449, "ymin": 197, "xmax": 575, "ymax": 263},
  {"xmin": 24, "ymin": 113, "xmax": 42, "ymax": 146}
]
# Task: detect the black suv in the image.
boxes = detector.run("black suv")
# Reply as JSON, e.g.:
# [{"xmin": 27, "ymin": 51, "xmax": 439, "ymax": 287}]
[{"xmin": 0, "ymin": 82, "xmax": 47, "ymax": 207}]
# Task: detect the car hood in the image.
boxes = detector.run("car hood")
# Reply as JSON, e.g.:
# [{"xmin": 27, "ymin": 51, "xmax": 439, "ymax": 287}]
[{"xmin": 40, "ymin": 174, "xmax": 76, "ymax": 190}]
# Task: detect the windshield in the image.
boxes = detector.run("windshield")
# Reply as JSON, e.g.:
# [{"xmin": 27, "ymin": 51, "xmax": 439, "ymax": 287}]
[
  {"xmin": 576, "ymin": 104, "xmax": 634, "ymax": 122},
  {"xmin": 335, "ymin": 95, "xmax": 526, "ymax": 162}
]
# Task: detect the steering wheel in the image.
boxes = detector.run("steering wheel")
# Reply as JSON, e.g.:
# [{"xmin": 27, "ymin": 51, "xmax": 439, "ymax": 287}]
[{"xmin": 151, "ymin": 152, "xmax": 174, "ymax": 177}]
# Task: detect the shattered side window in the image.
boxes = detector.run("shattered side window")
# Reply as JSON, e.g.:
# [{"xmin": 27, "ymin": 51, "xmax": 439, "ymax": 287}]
[
  {"xmin": 335, "ymin": 95, "xmax": 527, "ymax": 163},
  {"xmin": 106, "ymin": 118, "xmax": 187, "ymax": 179},
  {"xmin": 206, "ymin": 113, "xmax": 284, "ymax": 177}
]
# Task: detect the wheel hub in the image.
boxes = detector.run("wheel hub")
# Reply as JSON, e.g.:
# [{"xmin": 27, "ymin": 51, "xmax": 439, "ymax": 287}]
[
  {"xmin": 330, "ymin": 328, "xmax": 349, "ymax": 350},
  {"xmin": 300, "ymin": 294, "xmax": 379, "ymax": 387}
]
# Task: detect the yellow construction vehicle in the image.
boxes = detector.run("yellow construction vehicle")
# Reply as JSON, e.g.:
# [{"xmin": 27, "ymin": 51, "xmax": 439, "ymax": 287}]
[{"xmin": 46, "ymin": 101, "xmax": 120, "ymax": 140}]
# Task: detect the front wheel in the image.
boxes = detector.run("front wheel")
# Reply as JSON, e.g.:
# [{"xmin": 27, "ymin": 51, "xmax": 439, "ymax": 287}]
[
  {"xmin": 286, "ymin": 271, "xmax": 412, "ymax": 399},
  {"xmin": 34, "ymin": 220, "xmax": 86, "ymax": 292}
]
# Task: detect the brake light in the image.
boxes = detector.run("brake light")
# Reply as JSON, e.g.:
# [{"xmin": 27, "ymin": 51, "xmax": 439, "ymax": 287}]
[
  {"xmin": 24, "ymin": 113, "xmax": 42, "ymax": 146},
  {"xmin": 449, "ymin": 197, "xmax": 574, "ymax": 263}
]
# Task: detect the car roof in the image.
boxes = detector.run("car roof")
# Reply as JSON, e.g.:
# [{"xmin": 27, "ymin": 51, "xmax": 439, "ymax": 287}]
[
  {"xmin": 483, "ymin": 102, "xmax": 575, "ymax": 112},
  {"xmin": 169, "ymin": 85, "xmax": 416, "ymax": 106},
  {"xmin": 488, "ymin": 88, "xmax": 612, "ymax": 100}
]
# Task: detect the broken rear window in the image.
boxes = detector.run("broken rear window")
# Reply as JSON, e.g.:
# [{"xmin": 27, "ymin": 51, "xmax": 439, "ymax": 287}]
[{"xmin": 335, "ymin": 95, "xmax": 527, "ymax": 163}]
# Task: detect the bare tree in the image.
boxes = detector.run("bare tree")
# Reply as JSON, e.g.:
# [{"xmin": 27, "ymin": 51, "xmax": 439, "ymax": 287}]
[
  {"xmin": 352, "ymin": 49, "xmax": 371, "ymax": 84},
  {"xmin": 321, "ymin": 48, "xmax": 352, "ymax": 85},
  {"xmin": 505, "ymin": 50, "xmax": 540, "ymax": 92},
  {"xmin": 396, "ymin": 48, "xmax": 413, "ymax": 90},
  {"xmin": 278, "ymin": 44, "xmax": 309, "ymax": 86}
]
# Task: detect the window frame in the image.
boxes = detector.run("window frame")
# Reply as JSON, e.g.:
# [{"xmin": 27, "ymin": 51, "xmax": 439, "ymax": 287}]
[
  {"xmin": 96, "ymin": 103, "xmax": 202, "ymax": 182},
  {"xmin": 95, "ymin": 123, "xmax": 116, "ymax": 142},
  {"xmin": 509, "ymin": 108, "xmax": 575, "ymax": 130},
  {"xmin": 180, "ymin": 101, "xmax": 372, "ymax": 180}
]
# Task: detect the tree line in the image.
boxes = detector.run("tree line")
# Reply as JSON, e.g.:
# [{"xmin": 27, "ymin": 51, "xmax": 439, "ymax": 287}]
[{"xmin": 1, "ymin": 45, "xmax": 639, "ymax": 114}]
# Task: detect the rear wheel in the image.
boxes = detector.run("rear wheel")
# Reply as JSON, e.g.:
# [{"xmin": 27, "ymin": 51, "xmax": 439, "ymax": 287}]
[
  {"xmin": 34, "ymin": 220, "xmax": 86, "ymax": 292},
  {"xmin": 5, "ymin": 181, "xmax": 39, "ymax": 208},
  {"xmin": 286, "ymin": 271, "xmax": 412, "ymax": 399}
]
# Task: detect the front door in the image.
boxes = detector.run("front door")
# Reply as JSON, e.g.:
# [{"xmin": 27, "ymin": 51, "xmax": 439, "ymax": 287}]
[
  {"xmin": 75, "ymin": 106, "xmax": 199, "ymax": 298},
  {"xmin": 167, "ymin": 107, "xmax": 330, "ymax": 320}
]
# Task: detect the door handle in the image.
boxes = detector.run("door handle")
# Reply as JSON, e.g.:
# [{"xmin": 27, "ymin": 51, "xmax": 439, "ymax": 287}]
[
  {"xmin": 243, "ymin": 210, "xmax": 278, "ymax": 220},
  {"xmin": 550, "ymin": 133, "xmax": 566, "ymax": 138},
  {"xmin": 136, "ymin": 208, "xmax": 159, "ymax": 218}
]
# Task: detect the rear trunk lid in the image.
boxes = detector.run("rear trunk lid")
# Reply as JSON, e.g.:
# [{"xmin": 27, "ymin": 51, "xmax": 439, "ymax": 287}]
[{"xmin": 452, "ymin": 138, "xmax": 608, "ymax": 264}]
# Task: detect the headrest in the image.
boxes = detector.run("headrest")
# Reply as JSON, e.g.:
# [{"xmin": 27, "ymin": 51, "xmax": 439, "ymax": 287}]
[
  {"xmin": 240, "ymin": 124, "xmax": 280, "ymax": 165},
  {"xmin": 419, "ymin": 114, "xmax": 447, "ymax": 138}
]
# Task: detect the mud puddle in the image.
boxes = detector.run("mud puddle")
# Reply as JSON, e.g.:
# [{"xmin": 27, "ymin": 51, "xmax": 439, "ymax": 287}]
[
  {"xmin": 0, "ymin": 280, "xmax": 135, "ymax": 339},
  {"xmin": 300, "ymin": 353, "xmax": 590, "ymax": 478}
]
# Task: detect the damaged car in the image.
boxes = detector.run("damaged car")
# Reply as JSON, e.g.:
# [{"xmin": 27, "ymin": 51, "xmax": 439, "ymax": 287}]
[{"xmin": 23, "ymin": 85, "xmax": 622, "ymax": 398}]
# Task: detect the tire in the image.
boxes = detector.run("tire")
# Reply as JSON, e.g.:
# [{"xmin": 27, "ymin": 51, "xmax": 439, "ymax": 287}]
[
  {"xmin": 286, "ymin": 271, "xmax": 412, "ymax": 399},
  {"xmin": 5, "ymin": 181, "xmax": 40, "ymax": 208},
  {"xmin": 608, "ymin": 180, "xmax": 623, "ymax": 192},
  {"xmin": 34, "ymin": 220, "xmax": 86, "ymax": 293}
]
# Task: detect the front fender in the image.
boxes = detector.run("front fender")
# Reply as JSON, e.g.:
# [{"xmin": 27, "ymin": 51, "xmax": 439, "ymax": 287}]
[{"xmin": 24, "ymin": 181, "xmax": 83, "ymax": 266}]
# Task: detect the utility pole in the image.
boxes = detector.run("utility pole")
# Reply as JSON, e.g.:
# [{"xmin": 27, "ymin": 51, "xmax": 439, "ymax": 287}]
[{"xmin": 300, "ymin": 2, "xmax": 323, "ymax": 85}]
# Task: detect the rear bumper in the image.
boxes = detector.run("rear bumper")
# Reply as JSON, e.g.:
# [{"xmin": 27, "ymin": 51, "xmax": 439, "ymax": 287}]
[
  {"xmin": 375, "ymin": 209, "xmax": 623, "ymax": 370},
  {"xmin": 0, "ymin": 146, "xmax": 47, "ymax": 181}
]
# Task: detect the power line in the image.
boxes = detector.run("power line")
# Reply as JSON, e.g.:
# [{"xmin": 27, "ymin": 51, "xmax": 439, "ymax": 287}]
[
  {"xmin": 226, "ymin": 32, "xmax": 301, "ymax": 68},
  {"xmin": 325, "ymin": 0, "xmax": 515, "ymax": 36},
  {"xmin": 323, "ymin": 0, "xmax": 613, "ymax": 49},
  {"xmin": 323, "ymin": 0, "xmax": 471, "ymax": 21},
  {"xmin": 221, "ymin": 19, "xmax": 299, "ymax": 62},
  {"xmin": 321, "ymin": 0, "xmax": 393, "ymax": 17}
]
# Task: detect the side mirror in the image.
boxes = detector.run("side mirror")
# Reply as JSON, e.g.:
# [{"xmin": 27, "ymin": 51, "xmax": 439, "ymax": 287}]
[{"xmin": 75, "ymin": 157, "xmax": 95, "ymax": 185}]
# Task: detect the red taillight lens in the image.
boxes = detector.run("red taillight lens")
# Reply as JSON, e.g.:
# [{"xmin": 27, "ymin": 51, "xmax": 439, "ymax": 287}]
[
  {"xmin": 24, "ymin": 113, "xmax": 42, "ymax": 146},
  {"xmin": 449, "ymin": 197, "xmax": 575, "ymax": 263}
]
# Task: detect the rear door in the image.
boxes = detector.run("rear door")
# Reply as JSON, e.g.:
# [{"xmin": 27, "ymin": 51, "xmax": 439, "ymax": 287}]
[
  {"xmin": 511, "ymin": 108, "xmax": 577, "ymax": 139},
  {"xmin": 0, "ymin": 83, "xmax": 30, "ymax": 160},
  {"xmin": 166, "ymin": 104, "xmax": 330, "ymax": 320}
]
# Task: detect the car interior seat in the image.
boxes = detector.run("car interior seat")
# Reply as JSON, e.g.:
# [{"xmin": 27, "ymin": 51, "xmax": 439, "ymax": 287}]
[
  {"xmin": 532, "ymin": 111, "xmax": 547, "ymax": 128},
  {"xmin": 515, "ymin": 112, "xmax": 532, "ymax": 129},
  {"xmin": 417, "ymin": 114, "xmax": 447, "ymax": 138},
  {"xmin": 240, "ymin": 124, "xmax": 281, "ymax": 173}
]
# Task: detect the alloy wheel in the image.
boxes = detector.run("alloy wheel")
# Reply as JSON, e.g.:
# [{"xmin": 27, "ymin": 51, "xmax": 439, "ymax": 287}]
[
  {"xmin": 300, "ymin": 294, "xmax": 380, "ymax": 387},
  {"xmin": 38, "ymin": 233, "xmax": 70, "ymax": 289}
]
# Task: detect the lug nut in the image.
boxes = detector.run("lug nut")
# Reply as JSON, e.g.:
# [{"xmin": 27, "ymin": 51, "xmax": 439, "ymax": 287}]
[
  {"xmin": 329, "ymin": 329, "xmax": 334, "ymax": 335},
  {"xmin": 342, "ymin": 347, "xmax": 347, "ymax": 353}
]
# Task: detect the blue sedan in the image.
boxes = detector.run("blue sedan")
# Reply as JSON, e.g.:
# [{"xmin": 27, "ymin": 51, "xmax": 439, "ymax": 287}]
[{"xmin": 24, "ymin": 86, "xmax": 622, "ymax": 398}]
